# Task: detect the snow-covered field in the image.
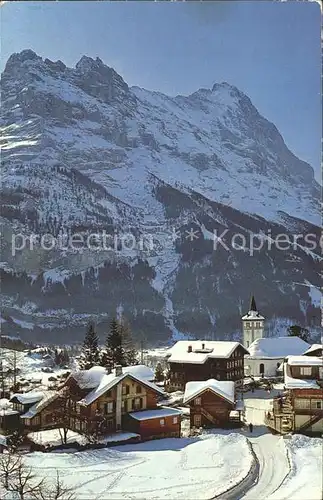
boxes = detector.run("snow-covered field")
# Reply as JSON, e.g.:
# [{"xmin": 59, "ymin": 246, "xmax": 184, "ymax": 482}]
[{"xmin": 26, "ymin": 433, "xmax": 252, "ymax": 500}]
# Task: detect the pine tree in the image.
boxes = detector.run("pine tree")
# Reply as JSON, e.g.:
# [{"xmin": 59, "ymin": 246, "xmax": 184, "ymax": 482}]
[
  {"xmin": 119, "ymin": 317, "xmax": 138, "ymax": 366},
  {"xmin": 154, "ymin": 362, "xmax": 164, "ymax": 382},
  {"xmin": 79, "ymin": 322, "xmax": 100, "ymax": 369},
  {"xmin": 105, "ymin": 318, "xmax": 126, "ymax": 367}
]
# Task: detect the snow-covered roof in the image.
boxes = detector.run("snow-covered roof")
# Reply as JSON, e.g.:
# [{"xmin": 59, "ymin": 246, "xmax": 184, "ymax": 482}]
[
  {"xmin": 166, "ymin": 341, "xmax": 246, "ymax": 364},
  {"xmin": 128, "ymin": 407, "xmax": 182, "ymax": 421},
  {"xmin": 242, "ymin": 310, "xmax": 264, "ymax": 320},
  {"xmin": 10, "ymin": 391, "xmax": 44, "ymax": 405},
  {"xmin": 79, "ymin": 368, "xmax": 164, "ymax": 406},
  {"xmin": 287, "ymin": 356, "xmax": 323, "ymax": 367},
  {"xmin": 302, "ymin": 344, "xmax": 323, "ymax": 356},
  {"xmin": 284, "ymin": 363, "xmax": 321, "ymax": 390},
  {"xmin": 69, "ymin": 366, "xmax": 107, "ymax": 389},
  {"xmin": 20, "ymin": 391, "xmax": 58, "ymax": 419},
  {"xmin": 246, "ymin": 337, "xmax": 310, "ymax": 359},
  {"xmin": 183, "ymin": 379, "xmax": 235, "ymax": 404},
  {"xmin": 122, "ymin": 364, "xmax": 154, "ymax": 382}
]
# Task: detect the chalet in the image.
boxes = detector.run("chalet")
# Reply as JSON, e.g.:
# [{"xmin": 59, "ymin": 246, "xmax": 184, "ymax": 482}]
[
  {"xmin": 302, "ymin": 344, "xmax": 323, "ymax": 357},
  {"xmin": 265, "ymin": 356, "xmax": 323, "ymax": 435},
  {"xmin": 66, "ymin": 365, "xmax": 182, "ymax": 441},
  {"xmin": 244, "ymin": 336, "xmax": 310, "ymax": 378},
  {"xmin": 165, "ymin": 341, "xmax": 248, "ymax": 392},
  {"xmin": 9, "ymin": 391, "xmax": 60, "ymax": 433},
  {"xmin": 183, "ymin": 379, "xmax": 242, "ymax": 429}
]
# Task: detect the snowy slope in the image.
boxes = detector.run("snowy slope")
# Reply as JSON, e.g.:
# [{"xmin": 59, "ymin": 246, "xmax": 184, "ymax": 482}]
[{"xmin": 0, "ymin": 50, "xmax": 321, "ymax": 343}]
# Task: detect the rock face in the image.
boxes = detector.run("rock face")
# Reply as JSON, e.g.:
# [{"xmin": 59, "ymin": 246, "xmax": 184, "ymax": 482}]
[{"xmin": 0, "ymin": 50, "xmax": 321, "ymax": 344}]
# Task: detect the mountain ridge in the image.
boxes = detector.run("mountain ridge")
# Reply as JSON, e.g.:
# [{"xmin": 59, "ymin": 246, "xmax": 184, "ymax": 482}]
[{"xmin": 0, "ymin": 50, "xmax": 321, "ymax": 345}]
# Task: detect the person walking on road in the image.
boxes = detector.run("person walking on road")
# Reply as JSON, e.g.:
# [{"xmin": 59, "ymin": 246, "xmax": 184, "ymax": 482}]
[{"xmin": 249, "ymin": 422, "xmax": 253, "ymax": 433}]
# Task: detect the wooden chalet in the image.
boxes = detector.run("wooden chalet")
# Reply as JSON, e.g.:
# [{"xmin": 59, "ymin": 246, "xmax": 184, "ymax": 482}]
[
  {"xmin": 265, "ymin": 356, "xmax": 323, "ymax": 435},
  {"xmin": 65, "ymin": 365, "xmax": 182, "ymax": 441},
  {"xmin": 9, "ymin": 391, "xmax": 60, "ymax": 433},
  {"xmin": 165, "ymin": 341, "xmax": 248, "ymax": 392},
  {"xmin": 183, "ymin": 379, "xmax": 242, "ymax": 429}
]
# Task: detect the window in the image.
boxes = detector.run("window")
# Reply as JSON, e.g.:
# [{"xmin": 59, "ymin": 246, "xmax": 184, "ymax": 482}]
[
  {"xmin": 33, "ymin": 416, "xmax": 40, "ymax": 426},
  {"xmin": 256, "ymin": 322, "xmax": 260, "ymax": 328},
  {"xmin": 295, "ymin": 399, "xmax": 310, "ymax": 409},
  {"xmin": 311, "ymin": 400, "xmax": 322, "ymax": 409},
  {"xmin": 136, "ymin": 385, "xmax": 141, "ymax": 394},
  {"xmin": 160, "ymin": 419, "xmax": 165, "ymax": 426},
  {"xmin": 259, "ymin": 363, "xmax": 265, "ymax": 375},
  {"xmin": 194, "ymin": 414, "xmax": 201, "ymax": 427},
  {"xmin": 173, "ymin": 417, "xmax": 178, "ymax": 424},
  {"xmin": 76, "ymin": 405, "xmax": 80, "ymax": 414},
  {"xmin": 134, "ymin": 398, "xmax": 142, "ymax": 410},
  {"xmin": 75, "ymin": 419, "xmax": 81, "ymax": 431},
  {"xmin": 319, "ymin": 367, "xmax": 323, "ymax": 379},
  {"xmin": 246, "ymin": 322, "xmax": 250, "ymax": 329},
  {"xmin": 122, "ymin": 385, "xmax": 130, "ymax": 395},
  {"xmin": 300, "ymin": 367, "xmax": 312, "ymax": 376},
  {"xmin": 104, "ymin": 402, "xmax": 114, "ymax": 414},
  {"xmin": 195, "ymin": 397, "xmax": 201, "ymax": 406}
]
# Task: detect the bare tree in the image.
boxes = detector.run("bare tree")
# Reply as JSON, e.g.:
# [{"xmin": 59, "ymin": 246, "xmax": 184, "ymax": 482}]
[
  {"xmin": 37, "ymin": 471, "xmax": 75, "ymax": 500},
  {"xmin": 1, "ymin": 455, "xmax": 45, "ymax": 500},
  {"xmin": 0, "ymin": 453, "xmax": 22, "ymax": 489}
]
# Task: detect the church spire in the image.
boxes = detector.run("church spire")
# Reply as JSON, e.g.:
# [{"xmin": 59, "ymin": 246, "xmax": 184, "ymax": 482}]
[{"xmin": 250, "ymin": 295, "xmax": 257, "ymax": 312}]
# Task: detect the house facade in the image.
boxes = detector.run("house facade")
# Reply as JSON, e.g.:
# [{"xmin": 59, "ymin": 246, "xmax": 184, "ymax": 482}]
[
  {"xmin": 265, "ymin": 356, "xmax": 323, "ymax": 435},
  {"xmin": 183, "ymin": 379, "xmax": 240, "ymax": 429},
  {"xmin": 165, "ymin": 341, "xmax": 247, "ymax": 392},
  {"xmin": 66, "ymin": 365, "xmax": 182, "ymax": 441},
  {"xmin": 244, "ymin": 337, "xmax": 310, "ymax": 378}
]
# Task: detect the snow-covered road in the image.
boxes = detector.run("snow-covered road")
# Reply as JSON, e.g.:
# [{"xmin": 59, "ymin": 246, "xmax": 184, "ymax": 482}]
[{"xmin": 241, "ymin": 434, "xmax": 290, "ymax": 500}]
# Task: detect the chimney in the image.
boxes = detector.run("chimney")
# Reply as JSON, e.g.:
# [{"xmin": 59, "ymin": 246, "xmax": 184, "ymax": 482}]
[
  {"xmin": 187, "ymin": 345, "xmax": 192, "ymax": 353},
  {"xmin": 202, "ymin": 343, "xmax": 205, "ymax": 350},
  {"xmin": 115, "ymin": 365, "xmax": 123, "ymax": 376}
]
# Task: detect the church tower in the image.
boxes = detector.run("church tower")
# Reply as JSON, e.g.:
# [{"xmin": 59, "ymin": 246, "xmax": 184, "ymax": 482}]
[{"xmin": 242, "ymin": 295, "xmax": 265, "ymax": 348}]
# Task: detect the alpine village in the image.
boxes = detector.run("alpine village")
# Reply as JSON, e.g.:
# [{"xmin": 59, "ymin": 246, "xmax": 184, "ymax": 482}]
[{"xmin": 0, "ymin": 295, "xmax": 322, "ymax": 455}]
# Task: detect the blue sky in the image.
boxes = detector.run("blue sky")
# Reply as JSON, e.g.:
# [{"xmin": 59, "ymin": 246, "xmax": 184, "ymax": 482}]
[{"xmin": 1, "ymin": 1, "xmax": 321, "ymax": 180}]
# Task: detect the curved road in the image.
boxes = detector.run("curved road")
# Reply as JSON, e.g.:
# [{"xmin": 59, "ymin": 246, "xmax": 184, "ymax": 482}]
[{"xmin": 241, "ymin": 434, "xmax": 290, "ymax": 500}]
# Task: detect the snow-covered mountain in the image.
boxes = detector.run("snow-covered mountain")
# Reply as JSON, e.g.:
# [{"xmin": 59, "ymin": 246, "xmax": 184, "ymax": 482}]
[{"xmin": 0, "ymin": 50, "xmax": 321, "ymax": 344}]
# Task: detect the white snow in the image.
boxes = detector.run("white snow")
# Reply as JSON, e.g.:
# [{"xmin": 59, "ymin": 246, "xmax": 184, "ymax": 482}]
[
  {"xmin": 25, "ymin": 433, "xmax": 253, "ymax": 499},
  {"xmin": 129, "ymin": 407, "xmax": 182, "ymax": 421},
  {"xmin": 167, "ymin": 340, "xmax": 245, "ymax": 364},
  {"xmin": 242, "ymin": 310, "xmax": 265, "ymax": 320},
  {"xmin": 11, "ymin": 391, "xmax": 44, "ymax": 405},
  {"xmin": 122, "ymin": 364, "xmax": 155, "ymax": 382},
  {"xmin": 246, "ymin": 337, "xmax": 310, "ymax": 359},
  {"xmin": 269, "ymin": 435, "xmax": 323, "ymax": 500},
  {"xmin": 183, "ymin": 379, "xmax": 235, "ymax": 404},
  {"xmin": 287, "ymin": 355, "xmax": 323, "ymax": 366},
  {"xmin": 302, "ymin": 344, "xmax": 322, "ymax": 355},
  {"xmin": 28, "ymin": 428, "xmax": 87, "ymax": 447}
]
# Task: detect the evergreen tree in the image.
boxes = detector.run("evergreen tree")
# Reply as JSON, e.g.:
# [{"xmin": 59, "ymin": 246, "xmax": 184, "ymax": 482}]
[
  {"xmin": 79, "ymin": 322, "xmax": 100, "ymax": 369},
  {"xmin": 287, "ymin": 324, "xmax": 310, "ymax": 343},
  {"xmin": 119, "ymin": 317, "xmax": 138, "ymax": 366},
  {"xmin": 154, "ymin": 362, "xmax": 164, "ymax": 382},
  {"xmin": 105, "ymin": 318, "xmax": 126, "ymax": 367}
]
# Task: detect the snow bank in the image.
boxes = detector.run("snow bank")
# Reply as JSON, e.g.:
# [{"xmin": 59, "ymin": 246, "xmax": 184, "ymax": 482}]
[
  {"xmin": 26, "ymin": 433, "xmax": 252, "ymax": 499},
  {"xmin": 270, "ymin": 435, "xmax": 323, "ymax": 500}
]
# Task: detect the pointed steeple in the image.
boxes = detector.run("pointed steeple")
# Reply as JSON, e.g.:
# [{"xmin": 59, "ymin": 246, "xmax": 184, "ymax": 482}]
[{"xmin": 250, "ymin": 295, "xmax": 257, "ymax": 312}]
